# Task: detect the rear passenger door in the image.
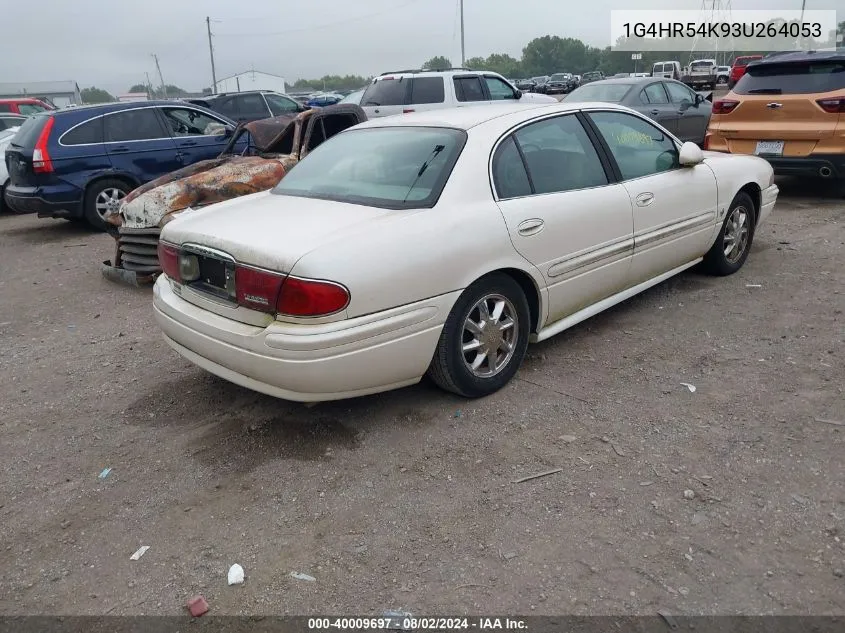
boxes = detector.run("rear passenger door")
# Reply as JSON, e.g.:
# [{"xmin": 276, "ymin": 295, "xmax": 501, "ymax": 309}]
[
  {"xmin": 159, "ymin": 106, "xmax": 236, "ymax": 165},
  {"xmin": 637, "ymin": 82, "xmax": 679, "ymax": 134},
  {"xmin": 491, "ymin": 113, "xmax": 635, "ymax": 324},
  {"xmin": 54, "ymin": 115, "xmax": 112, "ymax": 191},
  {"xmin": 103, "ymin": 108, "xmax": 181, "ymax": 183}
]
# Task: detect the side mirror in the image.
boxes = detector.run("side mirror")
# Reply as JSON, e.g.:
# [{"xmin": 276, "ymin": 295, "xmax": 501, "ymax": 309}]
[
  {"xmin": 694, "ymin": 93, "xmax": 705, "ymax": 106},
  {"xmin": 514, "ymin": 89, "xmax": 522, "ymax": 99},
  {"xmin": 679, "ymin": 141, "xmax": 704, "ymax": 166},
  {"xmin": 222, "ymin": 125, "xmax": 235, "ymax": 138}
]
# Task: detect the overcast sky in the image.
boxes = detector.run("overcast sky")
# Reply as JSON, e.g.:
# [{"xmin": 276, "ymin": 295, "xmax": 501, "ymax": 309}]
[{"xmin": 2, "ymin": 0, "xmax": 825, "ymax": 95}]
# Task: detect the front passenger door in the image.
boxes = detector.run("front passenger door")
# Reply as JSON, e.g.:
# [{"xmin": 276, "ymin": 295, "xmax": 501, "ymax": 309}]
[
  {"xmin": 638, "ymin": 83, "xmax": 678, "ymax": 134},
  {"xmin": 492, "ymin": 113, "xmax": 634, "ymax": 324},
  {"xmin": 664, "ymin": 81, "xmax": 709, "ymax": 143},
  {"xmin": 585, "ymin": 110, "xmax": 717, "ymax": 285},
  {"xmin": 159, "ymin": 106, "xmax": 238, "ymax": 165}
]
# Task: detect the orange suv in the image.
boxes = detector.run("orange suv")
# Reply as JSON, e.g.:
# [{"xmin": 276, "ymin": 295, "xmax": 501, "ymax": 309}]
[{"xmin": 705, "ymin": 51, "xmax": 845, "ymax": 180}]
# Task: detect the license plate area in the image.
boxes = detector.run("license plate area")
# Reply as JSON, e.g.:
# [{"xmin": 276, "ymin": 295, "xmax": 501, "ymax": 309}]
[
  {"xmin": 755, "ymin": 140, "xmax": 784, "ymax": 156},
  {"xmin": 182, "ymin": 244, "xmax": 236, "ymax": 302}
]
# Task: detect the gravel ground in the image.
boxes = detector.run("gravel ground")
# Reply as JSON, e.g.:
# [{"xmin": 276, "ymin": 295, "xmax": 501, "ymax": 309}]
[{"xmin": 0, "ymin": 177, "xmax": 843, "ymax": 617}]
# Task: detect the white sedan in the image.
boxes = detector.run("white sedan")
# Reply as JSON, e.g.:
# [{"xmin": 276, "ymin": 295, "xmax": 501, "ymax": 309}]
[
  {"xmin": 0, "ymin": 127, "xmax": 20, "ymax": 212},
  {"xmin": 153, "ymin": 102, "xmax": 778, "ymax": 402}
]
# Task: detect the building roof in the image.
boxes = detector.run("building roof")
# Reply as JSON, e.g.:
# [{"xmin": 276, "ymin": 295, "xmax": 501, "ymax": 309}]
[
  {"xmin": 215, "ymin": 70, "xmax": 286, "ymax": 82},
  {"xmin": 0, "ymin": 81, "xmax": 80, "ymax": 95}
]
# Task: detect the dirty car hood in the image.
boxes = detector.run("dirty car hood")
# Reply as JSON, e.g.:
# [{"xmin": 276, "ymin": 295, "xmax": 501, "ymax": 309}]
[{"xmin": 115, "ymin": 155, "xmax": 295, "ymax": 229}]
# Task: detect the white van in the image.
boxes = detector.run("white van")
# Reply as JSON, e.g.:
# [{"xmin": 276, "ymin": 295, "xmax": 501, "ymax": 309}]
[
  {"xmin": 359, "ymin": 69, "xmax": 557, "ymax": 119},
  {"xmin": 651, "ymin": 61, "xmax": 682, "ymax": 80}
]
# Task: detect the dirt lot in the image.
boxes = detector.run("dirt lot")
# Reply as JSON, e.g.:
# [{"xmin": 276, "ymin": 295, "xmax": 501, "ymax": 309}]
[{"xmin": 0, "ymin": 178, "xmax": 843, "ymax": 617}]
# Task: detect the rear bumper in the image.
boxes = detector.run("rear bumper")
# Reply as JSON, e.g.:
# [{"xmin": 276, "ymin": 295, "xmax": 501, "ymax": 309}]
[
  {"xmin": 4, "ymin": 185, "xmax": 83, "ymax": 217},
  {"xmin": 153, "ymin": 276, "xmax": 456, "ymax": 402},
  {"xmin": 763, "ymin": 155, "xmax": 845, "ymax": 179}
]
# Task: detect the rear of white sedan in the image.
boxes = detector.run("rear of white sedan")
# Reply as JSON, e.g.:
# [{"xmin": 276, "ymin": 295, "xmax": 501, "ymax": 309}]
[{"xmin": 152, "ymin": 116, "xmax": 521, "ymax": 402}]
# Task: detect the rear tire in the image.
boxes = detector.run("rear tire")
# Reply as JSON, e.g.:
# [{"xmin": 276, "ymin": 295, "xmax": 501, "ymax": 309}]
[
  {"xmin": 702, "ymin": 192, "xmax": 755, "ymax": 276},
  {"xmin": 427, "ymin": 273, "xmax": 531, "ymax": 398},
  {"xmin": 83, "ymin": 178, "xmax": 131, "ymax": 232}
]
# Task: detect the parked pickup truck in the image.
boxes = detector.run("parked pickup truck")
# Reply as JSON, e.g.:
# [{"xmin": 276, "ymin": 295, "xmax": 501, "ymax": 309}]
[{"xmin": 682, "ymin": 59, "xmax": 718, "ymax": 90}]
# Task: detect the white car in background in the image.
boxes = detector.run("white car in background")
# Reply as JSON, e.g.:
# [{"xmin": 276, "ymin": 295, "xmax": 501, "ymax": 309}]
[
  {"xmin": 153, "ymin": 102, "xmax": 777, "ymax": 403},
  {"xmin": 360, "ymin": 69, "xmax": 556, "ymax": 118},
  {"xmin": 0, "ymin": 126, "xmax": 20, "ymax": 212}
]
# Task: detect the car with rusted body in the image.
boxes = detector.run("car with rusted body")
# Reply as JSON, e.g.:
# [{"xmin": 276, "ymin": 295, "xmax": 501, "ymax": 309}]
[{"xmin": 101, "ymin": 103, "xmax": 366, "ymax": 285}]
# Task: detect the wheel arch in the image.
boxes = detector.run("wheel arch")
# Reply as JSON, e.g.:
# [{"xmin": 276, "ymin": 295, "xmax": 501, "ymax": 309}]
[
  {"xmin": 472, "ymin": 267, "xmax": 543, "ymax": 334},
  {"xmin": 83, "ymin": 173, "xmax": 140, "ymax": 200},
  {"xmin": 737, "ymin": 182, "xmax": 761, "ymax": 226}
]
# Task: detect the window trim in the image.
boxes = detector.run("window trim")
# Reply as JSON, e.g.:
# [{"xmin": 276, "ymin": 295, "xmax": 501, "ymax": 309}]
[
  {"xmin": 642, "ymin": 82, "xmax": 670, "ymax": 105},
  {"xmin": 58, "ymin": 105, "xmax": 230, "ymax": 147},
  {"xmin": 580, "ymin": 107, "xmax": 683, "ymax": 184},
  {"xmin": 488, "ymin": 111, "xmax": 617, "ymax": 201}
]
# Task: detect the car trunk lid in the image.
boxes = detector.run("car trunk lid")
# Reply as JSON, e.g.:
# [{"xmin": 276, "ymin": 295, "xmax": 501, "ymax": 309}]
[{"xmin": 160, "ymin": 191, "xmax": 389, "ymax": 321}]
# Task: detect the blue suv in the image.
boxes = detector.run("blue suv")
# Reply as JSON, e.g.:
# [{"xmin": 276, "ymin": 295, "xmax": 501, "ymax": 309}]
[{"xmin": 3, "ymin": 100, "xmax": 243, "ymax": 230}]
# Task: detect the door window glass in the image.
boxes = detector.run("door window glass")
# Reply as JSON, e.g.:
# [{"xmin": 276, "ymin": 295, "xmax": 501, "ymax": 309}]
[
  {"xmin": 492, "ymin": 136, "xmax": 531, "ymax": 199},
  {"xmin": 588, "ymin": 111, "xmax": 679, "ymax": 180},
  {"xmin": 642, "ymin": 83, "xmax": 669, "ymax": 104},
  {"xmin": 664, "ymin": 81, "xmax": 696, "ymax": 104},
  {"xmin": 409, "ymin": 77, "xmax": 445, "ymax": 104},
  {"xmin": 104, "ymin": 109, "xmax": 167, "ymax": 142},
  {"xmin": 485, "ymin": 76, "xmax": 517, "ymax": 100},
  {"xmin": 161, "ymin": 107, "xmax": 226, "ymax": 136},
  {"xmin": 514, "ymin": 115, "xmax": 608, "ymax": 194},
  {"xmin": 454, "ymin": 77, "xmax": 486, "ymax": 102}
]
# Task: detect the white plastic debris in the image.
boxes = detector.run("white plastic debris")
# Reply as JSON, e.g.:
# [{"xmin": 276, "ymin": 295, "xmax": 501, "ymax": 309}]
[
  {"xmin": 228, "ymin": 563, "xmax": 245, "ymax": 585},
  {"xmin": 129, "ymin": 546, "xmax": 150, "ymax": 561},
  {"xmin": 745, "ymin": 284, "xmax": 762, "ymax": 288},
  {"xmin": 680, "ymin": 382, "xmax": 697, "ymax": 393},
  {"xmin": 290, "ymin": 571, "xmax": 316, "ymax": 582}
]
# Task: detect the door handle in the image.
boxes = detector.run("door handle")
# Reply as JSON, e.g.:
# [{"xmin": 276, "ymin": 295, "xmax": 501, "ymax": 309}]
[
  {"xmin": 636, "ymin": 192, "xmax": 655, "ymax": 207},
  {"xmin": 650, "ymin": 109, "xmax": 660, "ymax": 115},
  {"xmin": 179, "ymin": 140, "xmax": 198, "ymax": 147},
  {"xmin": 109, "ymin": 145, "xmax": 130, "ymax": 154},
  {"xmin": 517, "ymin": 218, "xmax": 545, "ymax": 236}
]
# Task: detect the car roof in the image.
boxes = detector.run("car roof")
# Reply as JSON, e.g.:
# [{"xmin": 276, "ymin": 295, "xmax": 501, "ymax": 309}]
[
  {"xmin": 750, "ymin": 50, "xmax": 845, "ymax": 65},
  {"xmin": 582, "ymin": 77, "xmax": 652, "ymax": 85},
  {"xmin": 42, "ymin": 100, "xmax": 218, "ymax": 117},
  {"xmin": 0, "ymin": 97, "xmax": 47, "ymax": 103},
  {"xmin": 353, "ymin": 101, "xmax": 633, "ymax": 132}
]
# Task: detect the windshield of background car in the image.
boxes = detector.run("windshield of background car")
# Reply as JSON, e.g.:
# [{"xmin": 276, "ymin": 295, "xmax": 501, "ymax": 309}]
[
  {"xmin": 566, "ymin": 83, "xmax": 632, "ymax": 102},
  {"xmin": 272, "ymin": 126, "xmax": 467, "ymax": 209},
  {"xmin": 735, "ymin": 60, "xmax": 845, "ymax": 95}
]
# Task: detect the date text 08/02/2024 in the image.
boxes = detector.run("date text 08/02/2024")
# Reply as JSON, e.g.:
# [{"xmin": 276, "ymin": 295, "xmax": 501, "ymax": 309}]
[
  {"xmin": 622, "ymin": 21, "xmax": 823, "ymax": 39},
  {"xmin": 307, "ymin": 617, "xmax": 529, "ymax": 630}
]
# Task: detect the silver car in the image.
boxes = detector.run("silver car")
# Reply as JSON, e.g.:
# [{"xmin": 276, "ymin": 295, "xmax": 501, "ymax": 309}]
[{"xmin": 565, "ymin": 77, "xmax": 712, "ymax": 145}]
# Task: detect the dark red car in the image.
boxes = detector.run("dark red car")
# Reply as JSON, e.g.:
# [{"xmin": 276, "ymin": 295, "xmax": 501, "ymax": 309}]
[
  {"xmin": 0, "ymin": 98, "xmax": 55, "ymax": 115},
  {"xmin": 728, "ymin": 55, "xmax": 763, "ymax": 89}
]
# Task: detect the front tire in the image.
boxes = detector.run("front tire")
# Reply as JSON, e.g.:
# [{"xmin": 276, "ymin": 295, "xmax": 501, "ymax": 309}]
[
  {"xmin": 83, "ymin": 178, "xmax": 130, "ymax": 231},
  {"xmin": 427, "ymin": 273, "xmax": 531, "ymax": 398},
  {"xmin": 702, "ymin": 192, "xmax": 755, "ymax": 276}
]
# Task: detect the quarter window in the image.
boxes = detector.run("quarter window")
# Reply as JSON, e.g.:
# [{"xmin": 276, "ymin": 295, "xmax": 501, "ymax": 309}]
[
  {"xmin": 587, "ymin": 111, "xmax": 679, "ymax": 180},
  {"xmin": 61, "ymin": 117, "xmax": 105, "ymax": 144},
  {"xmin": 453, "ymin": 77, "xmax": 486, "ymax": 102},
  {"xmin": 104, "ymin": 109, "xmax": 167, "ymax": 142},
  {"xmin": 492, "ymin": 136, "xmax": 531, "ymax": 199},
  {"xmin": 513, "ymin": 115, "xmax": 608, "ymax": 195}
]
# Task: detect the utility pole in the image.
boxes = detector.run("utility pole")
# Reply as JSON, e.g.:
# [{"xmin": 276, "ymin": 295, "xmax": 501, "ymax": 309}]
[
  {"xmin": 152, "ymin": 54, "xmax": 167, "ymax": 99},
  {"xmin": 206, "ymin": 16, "xmax": 218, "ymax": 94},
  {"xmin": 460, "ymin": 0, "xmax": 466, "ymax": 66}
]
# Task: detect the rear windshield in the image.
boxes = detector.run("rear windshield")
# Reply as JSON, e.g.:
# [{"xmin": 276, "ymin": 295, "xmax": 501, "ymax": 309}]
[
  {"xmin": 272, "ymin": 126, "xmax": 466, "ymax": 209},
  {"xmin": 566, "ymin": 83, "xmax": 632, "ymax": 102},
  {"xmin": 361, "ymin": 78, "xmax": 407, "ymax": 107},
  {"xmin": 690, "ymin": 61, "xmax": 714, "ymax": 69},
  {"xmin": 10, "ymin": 113, "xmax": 50, "ymax": 148},
  {"xmin": 735, "ymin": 60, "xmax": 845, "ymax": 95}
]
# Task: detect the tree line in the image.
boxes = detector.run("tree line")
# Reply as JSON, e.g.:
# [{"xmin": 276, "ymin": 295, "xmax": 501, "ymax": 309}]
[{"xmin": 78, "ymin": 21, "xmax": 845, "ymax": 103}]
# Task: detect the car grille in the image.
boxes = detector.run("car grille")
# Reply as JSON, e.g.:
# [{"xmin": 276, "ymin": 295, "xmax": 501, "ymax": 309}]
[{"xmin": 117, "ymin": 226, "xmax": 161, "ymax": 275}]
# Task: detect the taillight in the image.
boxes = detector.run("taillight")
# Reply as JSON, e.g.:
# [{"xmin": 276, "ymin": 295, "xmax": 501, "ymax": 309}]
[
  {"xmin": 32, "ymin": 116, "xmax": 54, "ymax": 173},
  {"xmin": 158, "ymin": 242, "xmax": 181, "ymax": 282},
  {"xmin": 712, "ymin": 99, "xmax": 739, "ymax": 115},
  {"xmin": 235, "ymin": 265, "xmax": 285, "ymax": 312},
  {"xmin": 276, "ymin": 276, "xmax": 349, "ymax": 317},
  {"xmin": 816, "ymin": 98, "xmax": 845, "ymax": 114}
]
